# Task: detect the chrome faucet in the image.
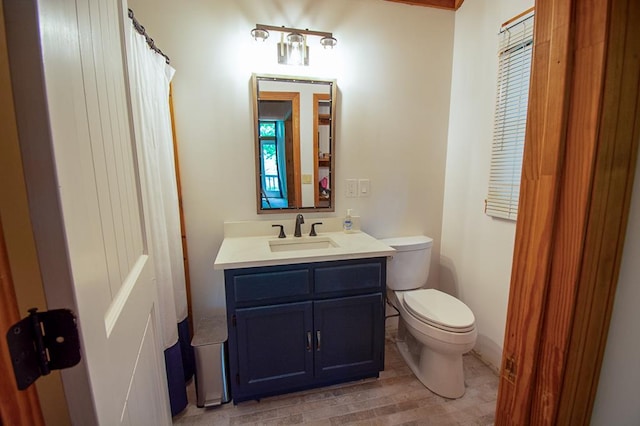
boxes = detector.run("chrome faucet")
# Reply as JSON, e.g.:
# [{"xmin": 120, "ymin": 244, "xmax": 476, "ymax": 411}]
[{"xmin": 294, "ymin": 214, "xmax": 305, "ymax": 237}]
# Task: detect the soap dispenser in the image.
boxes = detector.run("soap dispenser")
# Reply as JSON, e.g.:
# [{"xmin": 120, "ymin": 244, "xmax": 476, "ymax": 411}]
[{"xmin": 343, "ymin": 209, "xmax": 353, "ymax": 233}]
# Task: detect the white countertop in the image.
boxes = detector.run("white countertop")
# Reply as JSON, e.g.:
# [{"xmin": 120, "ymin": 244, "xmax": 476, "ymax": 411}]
[{"xmin": 214, "ymin": 229, "xmax": 395, "ymax": 270}]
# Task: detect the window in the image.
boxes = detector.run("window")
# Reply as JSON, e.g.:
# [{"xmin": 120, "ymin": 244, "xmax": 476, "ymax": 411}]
[{"xmin": 486, "ymin": 12, "xmax": 534, "ymax": 221}]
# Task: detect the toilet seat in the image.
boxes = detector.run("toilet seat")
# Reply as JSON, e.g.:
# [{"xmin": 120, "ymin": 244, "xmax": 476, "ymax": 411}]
[{"xmin": 402, "ymin": 289, "xmax": 475, "ymax": 333}]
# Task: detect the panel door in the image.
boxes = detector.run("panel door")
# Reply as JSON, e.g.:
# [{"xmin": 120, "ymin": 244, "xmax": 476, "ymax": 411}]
[
  {"xmin": 314, "ymin": 294, "xmax": 384, "ymax": 380},
  {"xmin": 235, "ymin": 301, "xmax": 313, "ymax": 398},
  {"xmin": 6, "ymin": 0, "xmax": 172, "ymax": 424}
]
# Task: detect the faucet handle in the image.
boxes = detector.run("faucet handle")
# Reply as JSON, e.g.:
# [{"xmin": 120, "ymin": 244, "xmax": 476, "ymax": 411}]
[
  {"xmin": 309, "ymin": 222, "xmax": 323, "ymax": 237},
  {"xmin": 272, "ymin": 224, "xmax": 286, "ymax": 238}
]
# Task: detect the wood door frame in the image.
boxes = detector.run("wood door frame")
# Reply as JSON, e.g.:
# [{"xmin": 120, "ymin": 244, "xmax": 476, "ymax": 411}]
[
  {"xmin": 254, "ymin": 91, "xmax": 301, "ymax": 210},
  {"xmin": 0, "ymin": 6, "xmax": 42, "ymax": 424},
  {"xmin": 0, "ymin": 219, "xmax": 44, "ymax": 426},
  {"xmin": 496, "ymin": 0, "xmax": 640, "ymax": 423}
]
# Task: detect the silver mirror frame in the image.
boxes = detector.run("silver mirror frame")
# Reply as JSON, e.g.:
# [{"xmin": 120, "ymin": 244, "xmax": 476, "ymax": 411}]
[{"xmin": 252, "ymin": 73, "xmax": 337, "ymax": 214}]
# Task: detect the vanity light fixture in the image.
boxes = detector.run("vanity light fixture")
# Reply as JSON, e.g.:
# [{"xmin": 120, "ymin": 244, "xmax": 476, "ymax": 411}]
[
  {"xmin": 319, "ymin": 36, "xmax": 337, "ymax": 48},
  {"xmin": 250, "ymin": 27, "xmax": 269, "ymax": 41},
  {"xmin": 250, "ymin": 24, "xmax": 337, "ymax": 66}
]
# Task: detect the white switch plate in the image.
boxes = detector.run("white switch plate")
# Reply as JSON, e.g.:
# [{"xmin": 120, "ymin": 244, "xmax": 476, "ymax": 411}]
[
  {"xmin": 346, "ymin": 179, "xmax": 357, "ymax": 198},
  {"xmin": 358, "ymin": 179, "xmax": 370, "ymax": 197}
]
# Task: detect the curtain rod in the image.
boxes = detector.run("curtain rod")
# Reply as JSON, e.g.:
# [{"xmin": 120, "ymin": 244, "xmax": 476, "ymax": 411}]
[{"xmin": 128, "ymin": 8, "xmax": 170, "ymax": 64}]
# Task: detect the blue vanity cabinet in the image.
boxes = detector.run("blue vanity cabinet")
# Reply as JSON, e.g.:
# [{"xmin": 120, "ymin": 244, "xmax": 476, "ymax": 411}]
[
  {"xmin": 224, "ymin": 257, "xmax": 386, "ymax": 403},
  {"xmin": 313, "ymin": 293, "xmax": 384, "ymax": 380},
  {"xmin": 234, "ymin": 301, "xmax": 314, "ymax": 397}
]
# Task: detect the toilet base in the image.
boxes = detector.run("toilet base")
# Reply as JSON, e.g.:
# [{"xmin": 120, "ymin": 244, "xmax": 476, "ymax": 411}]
[{"xmin": 396, "ymin": 320, "xmax": 466, "ymax": 399}]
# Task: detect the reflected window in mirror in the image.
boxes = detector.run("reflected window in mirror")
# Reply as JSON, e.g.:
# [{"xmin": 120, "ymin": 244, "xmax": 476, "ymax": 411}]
[{"xmin": 252, "ymin": 74, "xmax": 337, "ymax": 214}]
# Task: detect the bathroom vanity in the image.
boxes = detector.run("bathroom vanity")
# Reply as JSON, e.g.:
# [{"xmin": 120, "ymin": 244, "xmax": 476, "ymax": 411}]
[
  {"xmin": 224, "ymin": 257, "xmax": 385, "ymax": 402},
  {"xmin": 214, "ymin": 219, "xmax": 394, "ymax": 403}
]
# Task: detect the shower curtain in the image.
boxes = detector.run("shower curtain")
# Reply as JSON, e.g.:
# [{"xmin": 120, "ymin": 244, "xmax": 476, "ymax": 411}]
[
  {"xmin": 276, "ymin": 121, "xmax": 288, "ymax": 200},
  {"xmin": 125, "ymin": 16, "xmax": 192, "ymax": 416}
]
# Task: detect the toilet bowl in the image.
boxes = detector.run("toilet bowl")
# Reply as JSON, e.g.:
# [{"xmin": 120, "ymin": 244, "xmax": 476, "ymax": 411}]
[
  {"xmin": 381, "ymin": 236, "xmax": 477, "ymax": 399},
  {"xmin": 391, "ymin": 289, "xmax": 477, "ymax": 398}
]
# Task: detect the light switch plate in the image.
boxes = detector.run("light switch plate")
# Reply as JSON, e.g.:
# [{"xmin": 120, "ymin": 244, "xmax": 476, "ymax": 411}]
[
  {"xmin": 346, "ymin": 179, "xmax": 357, "ymax": 197},
  {"xmin": 358, "ymin": 179, "xmax": 370, "ymax": 197}
]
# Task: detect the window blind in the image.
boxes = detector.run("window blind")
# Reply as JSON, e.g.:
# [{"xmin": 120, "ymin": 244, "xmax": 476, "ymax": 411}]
[{"xmin": 486, "ymin": 13, "xmax": 534, "ymax": 221}]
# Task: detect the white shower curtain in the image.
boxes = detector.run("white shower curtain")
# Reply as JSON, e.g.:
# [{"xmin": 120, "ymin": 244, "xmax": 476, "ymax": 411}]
[{"xmin": 125, "ymin": 15, "xmax": 190, "ymax": 416}]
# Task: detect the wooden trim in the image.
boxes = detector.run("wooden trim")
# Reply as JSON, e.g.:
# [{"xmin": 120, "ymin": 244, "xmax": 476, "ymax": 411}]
[
  {"xmin": 496, "ymin": 0, "xmax": 640, "ymax": 423},
  {"xmin": 0, "ymin": 219, "xmax": 45, "ymax": 426},
  {"xmin": 501, "ymin": 7, "xmax": 535, "ymax": 29},
  {"xmin": 529, "ymin": 0, "xmax": 609, "ymax": 421},
  {"xmin": 385, "ymin": 0, "xmax": 464, "ymax": 11},
  {"xmin": 313, "ymin": 93, "xmax": 330, "ymax": 207},
  {"xmin": 168, "ymin": 84, "xmax": 193, "ymax": 334},
  {"xmin": 313, "ymin": 94, "xmax": 320, "ymax": 206},
  {"xmin": 496, "ymin": 0, "xmax": 573, "ymax": 419},
  {"xmin": 556, "ymin": 0, "xmax": 640, "ymax": 422}
]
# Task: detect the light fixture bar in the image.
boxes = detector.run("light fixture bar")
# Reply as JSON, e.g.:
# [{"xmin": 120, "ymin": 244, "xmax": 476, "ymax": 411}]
[{"xmin": 254, "ymin": 24, "xmax": 334, "ymax": 40}]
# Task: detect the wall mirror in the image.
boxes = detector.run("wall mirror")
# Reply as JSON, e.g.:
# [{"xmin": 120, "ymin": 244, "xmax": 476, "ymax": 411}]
[{"xmin": 252, "ymin": 74, "xmax": 336, "ymax": 213}]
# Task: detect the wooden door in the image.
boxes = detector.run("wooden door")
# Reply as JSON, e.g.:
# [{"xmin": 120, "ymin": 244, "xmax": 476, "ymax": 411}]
[{"xmin": 4, "ymin": 0, "xmax": 171, "ymax": 424}]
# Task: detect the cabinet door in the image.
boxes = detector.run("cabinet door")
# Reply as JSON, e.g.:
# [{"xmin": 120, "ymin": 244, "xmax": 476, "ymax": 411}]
[
  {"xmin": 235, "ymin": 301, "xmax": 313, "ymax": 398},
  {"xmin": 314, "ymin": 293, "xmax": 384, "ymax": 380}
]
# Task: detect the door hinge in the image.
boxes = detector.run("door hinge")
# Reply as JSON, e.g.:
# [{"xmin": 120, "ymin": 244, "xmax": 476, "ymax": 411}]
[
  {"xmin": 236, "ymin": 373, "xmax": 240, "ymax": 384},
  {"xmin": 6, "ymin": 308, "xmax": 81, "ymax": 390},
  {"xmin": 502, "ymin": 355, "xmax": 517, "ymax": 384},
  {"xmin": 231, "ymin": 314, "xmax": 236, "ymax": 327}
]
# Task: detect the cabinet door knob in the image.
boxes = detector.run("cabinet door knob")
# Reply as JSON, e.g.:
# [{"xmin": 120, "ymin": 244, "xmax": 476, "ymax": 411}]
[
  {"xmin": 306, "ymin": 331, "xmax": 312, "ymax": 352},
  {"xmin": 316, "ymin": 330, "xmax": 321, "ymax": 351}
]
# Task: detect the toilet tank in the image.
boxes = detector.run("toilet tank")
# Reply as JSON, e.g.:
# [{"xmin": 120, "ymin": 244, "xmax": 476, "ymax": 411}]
[{"xmin": 380, "ymin": 236, "xmax": 433, "ymax": 291}]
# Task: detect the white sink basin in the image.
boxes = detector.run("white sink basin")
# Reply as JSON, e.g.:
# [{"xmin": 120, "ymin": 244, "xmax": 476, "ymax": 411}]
[{"xmin": 269, "ymin": 237, "xmax": 339, "ymax": 252}]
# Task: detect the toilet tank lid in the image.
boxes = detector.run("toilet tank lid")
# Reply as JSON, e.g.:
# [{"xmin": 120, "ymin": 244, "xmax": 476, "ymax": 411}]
[{"xmin": 380, "ymin": 235, "xmax": 433, "ymax": 251}]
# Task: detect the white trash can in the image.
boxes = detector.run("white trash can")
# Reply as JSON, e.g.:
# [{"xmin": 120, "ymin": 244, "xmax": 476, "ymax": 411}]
[{"xmin": 191, "ymin": 314, "xmax": 230, "ymax": 407}]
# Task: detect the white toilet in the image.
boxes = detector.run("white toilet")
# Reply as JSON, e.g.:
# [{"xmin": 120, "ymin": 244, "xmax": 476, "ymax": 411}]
[{"xmin": 381, "ymin": 236, "xmax": 477, "ymax": 399}]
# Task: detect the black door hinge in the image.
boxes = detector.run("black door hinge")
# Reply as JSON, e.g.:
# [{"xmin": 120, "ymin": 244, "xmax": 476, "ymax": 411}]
[
  {"xmin": 6, "ymin": 308, "xmax": 81, "ymax": 390},
  {"xmin": 231, "ymin": 314, "xmax": 236, "ymax": 327}
]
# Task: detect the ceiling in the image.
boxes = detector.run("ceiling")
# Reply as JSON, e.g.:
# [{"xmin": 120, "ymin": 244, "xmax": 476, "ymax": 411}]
[{"xmin": 385, "ymin": 0, "xmax": 464, "ymax": 11}]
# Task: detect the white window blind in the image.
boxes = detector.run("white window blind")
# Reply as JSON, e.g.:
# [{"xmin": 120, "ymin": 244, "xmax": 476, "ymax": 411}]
[{"xmin": 486, "ymin": 12, "xmax": 534, "ymax": 221}]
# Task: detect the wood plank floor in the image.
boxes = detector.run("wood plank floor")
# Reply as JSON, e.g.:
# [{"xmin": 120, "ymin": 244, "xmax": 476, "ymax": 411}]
[{"xmin": 174, "ymin": 324, "xmax": 499, "ymax": 425}]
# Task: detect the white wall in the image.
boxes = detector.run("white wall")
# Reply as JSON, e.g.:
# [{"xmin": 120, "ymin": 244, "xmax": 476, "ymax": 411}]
[
  {"xmin": 128, "ymin": 0, "xmax": 455, "ymax": 320},
  {"xmin": 591, "ymin": 148, "xmax": 640, "ymax": 424},
  {"xmin": 441, "ymin": 0, "xmax": 533, "ymax": 369}
]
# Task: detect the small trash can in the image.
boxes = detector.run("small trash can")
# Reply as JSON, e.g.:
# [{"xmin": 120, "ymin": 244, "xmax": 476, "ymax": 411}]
[{"xmin": 191, "ymin": 314, "xmax": 230, "ymax": 407}]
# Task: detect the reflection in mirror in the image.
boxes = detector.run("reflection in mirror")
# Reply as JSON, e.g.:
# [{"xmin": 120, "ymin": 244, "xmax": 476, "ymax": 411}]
[{"xmin": 252, "ymin": 74, "xmax": 336, "ymax": 213}]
